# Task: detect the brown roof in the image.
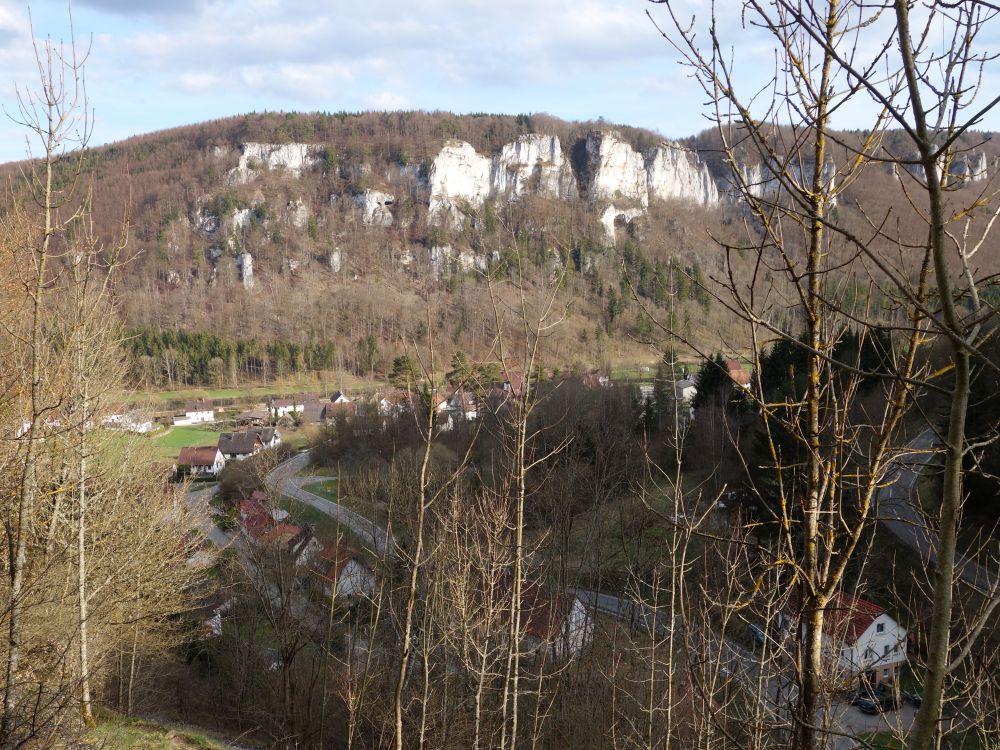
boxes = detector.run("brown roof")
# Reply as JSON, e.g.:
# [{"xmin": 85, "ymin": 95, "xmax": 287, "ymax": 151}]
[
  {"xmin": 325, "ymin": 401, "xmax": 358, "ymax": 419},
  {"xmin": 311, "ymin": 542, "xmax": 363, "ymax": 584},
  {"xmin": 184, "ymin": 400, "xmax": 214, "ymax": 413},
  {"xmin": 178, "ymin": 445, "xmax": 220, "ymax": 467},
  {"xmin": 520, "ymin": 581, "xmax": 573, "ymax": 641}
]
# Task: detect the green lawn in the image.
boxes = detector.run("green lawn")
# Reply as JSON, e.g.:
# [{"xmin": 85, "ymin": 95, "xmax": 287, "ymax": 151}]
[
  {"xmin": 149, "ymin": 425, "xmax": 222, "ymax": 460},
  {"xmin": 302, "ymin": 479, "xmax": 340, "ymax": 501},
  {"xmin": 88, "ymin": 711, "xmax": 233, "ymax": 750},
  {"xmin": 125, "ymin": 373, "xmax": 379, "ymax": 406},
  {"xmin": 276, "ymin": 496, "xmax": 373, "ymax": 557}
]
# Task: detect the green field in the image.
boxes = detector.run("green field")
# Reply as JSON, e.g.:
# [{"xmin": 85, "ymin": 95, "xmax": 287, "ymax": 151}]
[
  {"xmin": 126, "ymin": 372, "xmax": 378, "ymax": 406},
  {"xmin": 150, "ymin": 425, "xmax": 222, "ymax": 460},
  {"xmin": 88, "ymin": 711, "xmax": 233, "ymax": 750},
  {"xmin": 302, "ymin": 479, "xmax": 340, "ymax": 501}
]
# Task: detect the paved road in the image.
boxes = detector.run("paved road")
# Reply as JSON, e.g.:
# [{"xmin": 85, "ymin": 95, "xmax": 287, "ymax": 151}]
[
  {"xmin": 185, "ymin": 484, "xmax": 233, "ymax": 553},
  {"xmin": 266, "ymin": 451, "xmax": 395, "ymax": 558},
  {"xmin": 877, "ymin": 430, "xmax": 999, "ymax": 594}
]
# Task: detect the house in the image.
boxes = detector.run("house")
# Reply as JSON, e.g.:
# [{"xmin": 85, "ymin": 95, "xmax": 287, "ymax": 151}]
[
  {"xmin": 271, "ymin": 394, "xmax": 315, "ymax": 418},
  {"xmin": 778, "ymin": 592, "xmax": 907, "ymax": 686},
  {"xmin": 330, "ymin": 390, "xmax": 352, "ymax": 405},
  {"xmin": 518, "ymin": 581, "xmax": 593, "ymax": 661},
  {"xmin": 376, "ymin": 390, "xmax": 410, "ymax": 418},
  {"xmin": 102, "ymin": 405, "xmax": 156, "ymax": 433},
  {"xmin": 674, "ymin": 377, "xmax": 698, "ymax": 403},
  {"xmin": 239, "ymin": 491, "xmax": 289, "ymax": 539},
  {"xmin": 235, "ymin": 408, "xmax": 269, "ymax": 426},
  {"xmin": 247, "ymin": 426, "xmax": 281, "ymax": 449},
  {"xmin": 174, "ymin": 400, "xmax": 215, "ymax": 426},
  {"xmin": 725, "ymin": 359, "xmax": 752, "ymax": 389},
  {"xmin": 310, "ymin": 542, "xmax": 376, "ymax": 599},
  {"xmin": 218, "ymin": 431, "xmax": 265, "ymax": 460},
  {"xmin": 300, "ymin": 399, "xmax": 328, "ymax": 425},
  {"xmin": 325, "ymin": 400, "xmax": 358, "ymax": 421},
  {"xmin": 581, "ymin": 371, "xmax": 611, "ymax": 389},
  {"xmin": 177, "ymin": 446, "xmax": 226, "ymax": 477},
  {"xmin": 449, "ymin": 388, "xmax": 478, "ymax": 421}
]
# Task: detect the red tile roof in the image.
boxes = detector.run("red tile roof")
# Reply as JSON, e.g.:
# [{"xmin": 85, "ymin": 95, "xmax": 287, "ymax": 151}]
[
  {"xmin": 825, "ymin": 592, "xmax": 885, "ymax": 644},
  {"xmin": 178, "ymin": 446, "xmax": 219, "ymax": 467}
]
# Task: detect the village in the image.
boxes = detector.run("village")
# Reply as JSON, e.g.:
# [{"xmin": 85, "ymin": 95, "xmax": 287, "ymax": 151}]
[{"xmin": 97, "ymin": 358, "xmax": 931, "ymax": 731}]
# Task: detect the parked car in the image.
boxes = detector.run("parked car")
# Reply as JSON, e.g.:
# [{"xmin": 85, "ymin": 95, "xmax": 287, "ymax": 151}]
[
  {"xmin": 846, "ymin": 683, "xmax": 887, "ymax": 705},
  {"xmin": 857, "ymin": 692, "xmax": 900, "ymax": 714},
  {"xmin": 903, "ymin": 691, "xmax": 922, "ymax": 708}
]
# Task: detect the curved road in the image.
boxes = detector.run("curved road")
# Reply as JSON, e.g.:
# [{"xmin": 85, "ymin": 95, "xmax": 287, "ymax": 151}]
[
  {"xmin": 265, "ymin": 451, "xmax": 395, "ymax": 558},
  {"xmin": 877, "ymin": 430, "xmax": 998, "ymax": 595}
]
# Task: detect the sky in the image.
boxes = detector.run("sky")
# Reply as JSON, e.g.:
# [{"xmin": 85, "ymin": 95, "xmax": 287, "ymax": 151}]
[{"xmin": 0, "ymin": 0, "xmax": 998, "ymax": 164}]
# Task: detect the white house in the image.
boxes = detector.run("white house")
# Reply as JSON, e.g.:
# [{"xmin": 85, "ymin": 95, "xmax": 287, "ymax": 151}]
[
  {"xmin": 449, "ymin": 388, "xmax": 478, "ymax": 421},
  {"xmin": 177, "ymin": 446, "xmax": 226, "ymax": 476},
  {"xmin": 674, "ymin": 377, "xmax": 698, "ymax": 403},
  {"xmin": 247, "ymin": 426, "xmax": 281, "ymax": 449},
  {"xmin": 218, "ymin": 431, "xmax": 265, "ymax": 461},
  {"xmin": 174, "ymin": 400, "xmax": 216, "ymax": 426},
  {"xmin": 519, "ymin": 582, "xmax": 594, "ymax": 662},
  {"xmin": 103, "ymin": 406, "xmax": 156, "ymax": 434},
  {"xmin": 312, "ymin": 543, "xmax": 376, "ymax": 600},
  {"xmin": 330, "ymin": 390, "xmax": 352, "ymax": 405},
  {"xmin": 779, "ymin": 592, "xmax": 907, "ymax": 686}
]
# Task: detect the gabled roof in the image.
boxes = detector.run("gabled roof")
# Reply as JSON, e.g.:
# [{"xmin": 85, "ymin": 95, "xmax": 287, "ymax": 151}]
[
  {"xmin": 178, "ymin": 445, "xmax": 220, "ymax": 467},
  {"xmin": 248, "ymin": 426, "xmax": 278, "ymax": 443},
  {"xmin": 825, "ymin": 592, "xmax": 887, "ymax": 644},
  {"xmin": 258, "ymin": 523, "xmax": 302, "ymax": 547},
  {"xmin": 184, "ymin": 400, "xmax": 214, "ymax": 413},
  {"xmin": 301, "ymin": 400, "xmax": 326, "ymax": 423},
  {"xmin": 325, "ymin": 401, "xmax": 357, "ymax": 419},
  {"xmin": 218, "ymin": 431, "xmax": 264, "ymax": 456},
  {"xmin": 311, "ymin": 541, "xmax": 364, "ymax": 584},
  {"xmin": 520, "ymin": 580, "xmax": 573, "ymax": 641},
  {"xmin": 330, "ymin": 391, "xmax": 351, "ymax": 403}
]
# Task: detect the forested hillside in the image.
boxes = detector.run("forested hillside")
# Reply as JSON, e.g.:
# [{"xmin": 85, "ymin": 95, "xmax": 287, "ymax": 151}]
[{"xmin": 5, "ymin": 110, "xmax": 996, "ymax": 386}]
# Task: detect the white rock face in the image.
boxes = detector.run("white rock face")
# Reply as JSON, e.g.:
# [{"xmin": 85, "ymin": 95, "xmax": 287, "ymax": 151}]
[
  {"xmin": 646, "ymin": 142, "xmax": 719, "ymax": 206},
  {"xmin": 328, "ymin": 250, "xmax": 342, "ymax": 273},
  {"xmin": 237, "ymin": 252, "xmax": 255, "ymax": 290},
  {"xmin": 352, "ymin": 190, "xmax": 395, "ymax": 227},
  {"xmin": 428, "ymin": 141, "xmax": 493, "ymax": 223},
  {"xmin": 492, "ymin": 134, "xmax": 576, "ymax": 201},
  {"xmin": 739, "ymin": 158, "xmax": 837, "ymax": 204},
  {"xmin": 429, "ymin": 244, "xmax": 454, "ymax": 278},
  {"xmin": 600, "ymin": 206, "xmax": 644, "ymax": 241},
  {"xmin": 286, "ymin": 199, "xmax": 310, "ymax": 229},
  {"xmin": 428, "ymin": 135, "xmax": 581, "ymax": 224},
  {"xmin": 457, "ymin": 249, "xmax": 486, "ymax": 273},
  {"xmin": 231, "ymin": 207, "xmax": 251, "ymax": 232},
  {"xmin": 227, "ymin": 142, "xmax": 320, "ymax": 185},
  {"xmin": 584, "ymin": 131, "xmax": 648, "ymax": 207},
  {"xmin": 192, "ymin": 208, "xmax": 220, "ymax": 237}
]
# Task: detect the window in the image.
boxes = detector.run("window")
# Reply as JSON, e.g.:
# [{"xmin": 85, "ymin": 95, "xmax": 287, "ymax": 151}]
[
  {"xmin": 883, "ymin": 669, "xmax": 889, "ymax": 678},
  {"xmin": 884, "ymin": 645, "xmax": 891, "ymax": 656},
  {"xmin": 876, "ymin": 623, "xmax": 885, "ymax": 633}
]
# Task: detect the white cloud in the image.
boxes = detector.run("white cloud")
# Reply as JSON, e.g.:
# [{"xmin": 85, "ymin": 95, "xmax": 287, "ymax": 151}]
[{"xmin": 363, "ymin": 91, "xmax": 410, "ymax": 111}]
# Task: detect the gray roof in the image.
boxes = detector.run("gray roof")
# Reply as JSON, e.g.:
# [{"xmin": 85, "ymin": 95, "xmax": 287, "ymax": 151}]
[{"xmin": 218, "ymin": 431, "xmax": 263, "ymax": 456}]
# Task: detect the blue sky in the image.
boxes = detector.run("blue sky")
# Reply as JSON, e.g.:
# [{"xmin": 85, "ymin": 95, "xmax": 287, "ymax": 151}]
[{"xmin": 0, "ymin": 0, "xmax": 998, "ymax": 164}]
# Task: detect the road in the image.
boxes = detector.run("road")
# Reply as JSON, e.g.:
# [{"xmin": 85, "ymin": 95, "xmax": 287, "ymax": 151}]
[
  {"xmin": 877, "ymin": 430, "xmax": 999, "ymax": 595},
  {"xmin": 265, "ymin": 451, "xmax": 396, "ymax": 558}
]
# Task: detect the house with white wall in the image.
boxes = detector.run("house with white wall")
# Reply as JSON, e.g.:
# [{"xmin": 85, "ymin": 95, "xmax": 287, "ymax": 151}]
[
  {"xmin": 174, "ymin": 400, "xmax": 216, "ymax": 426},
  {"xmin": 177, "ymin": 446, "xmax": 226, "ymax": 476},
  {"xmin": 778, "ymin": 591, "xmax": 907, "ymax": 686}
]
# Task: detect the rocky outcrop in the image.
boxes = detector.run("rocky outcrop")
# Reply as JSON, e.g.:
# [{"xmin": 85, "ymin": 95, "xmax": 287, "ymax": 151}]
[
  {"xmin": 328, "ymin": 250, "xmax": 342, "ymax": 273},
  {"xmin": 286, "ymin": 199, "xmax": 310, "ymax": 229},
  {"xmin": 583, "ymin": 131, "xmax": 648, "ymax": 207},
  {"xmin": 237, "ymin": 252, "xmax": 255, "ymax": 290},
  {"xmin": 428, "ymin": 135, "xmax": 579, "ymax": 224},
  {"xmin": 492, "ymin": 134, "xmax": 577, "ymax": 201},
  {"xmin": 192, "ymin": 207, "xmax": 220, "ymax": 237},
  {"xmin": 428, "ymin": 141, "xmax": 493, "ymax": 223},
  {"xmin": 646, "ymin": 142, "xmax": 719, "ymax": 206},
  {"xmin": 600, "ymin": 206, "xmax": 644, "ymax": 240},
  {"xmin": 227, "ymin": 143, "xmax": 320, "ymax": 185},
  {"xmin": 352, "ymin": 190, "xmax": 395, "ymax": 227},
  {"xmin": 738, "ymin": 157, "xmax": 837, "ymax": 204}
]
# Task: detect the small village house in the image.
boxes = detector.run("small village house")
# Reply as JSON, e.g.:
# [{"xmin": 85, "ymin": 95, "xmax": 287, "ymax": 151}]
[
  {"xmin": 330, "ymin": 390, "xmax": 352, "ymax": 405},
  {"xmin": 725, "ymin": 359, "xmax": 752, "ymax": 389},
  {"xmin": 218, "ymin": 431, "xmax": 265, "ymax": 461},
  {"xmin": 777, "ymin": 591, "xmax": 907, "ymax": 687},
  {"xmin": 270, "ymin": 394, "xmax": 315, "ymax": 418},
  {"xmin": 310, "ymin": 542, "xmax": 376, "ymax": 600},
  {"xmin": 174, "ymin": 400, "xmax": 216, "ymax": 426},
  {"xmin": 177, "ymin": 446, "xmax": 226, "ymax": 477},
  {"xmin": 102, "ymin": 404, "xmax": 156, "ymax": 433},
  {"xmin": 519, "ymin": 581, "xmax": 593, "ymax": 662},
  {"xmin": 235, "ymin": 408, "xmax": 269, "ymax": 426},
  {"xmin": 247, "ymin": 426, "xmax": 281, "ymax": 449}
]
